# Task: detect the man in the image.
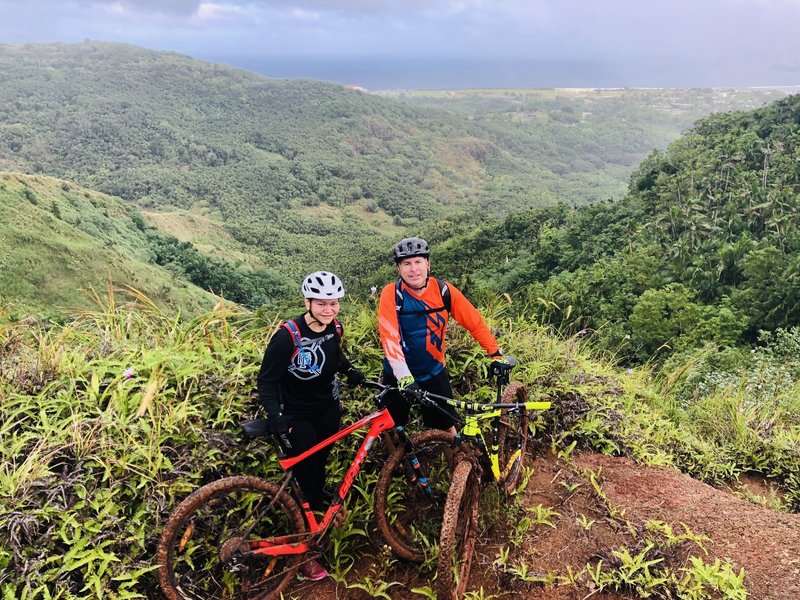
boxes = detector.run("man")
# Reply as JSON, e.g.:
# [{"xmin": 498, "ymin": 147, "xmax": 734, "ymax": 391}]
[{"xmin": 378, "ymin": 237, "xmax": 511, "ymax": 432}]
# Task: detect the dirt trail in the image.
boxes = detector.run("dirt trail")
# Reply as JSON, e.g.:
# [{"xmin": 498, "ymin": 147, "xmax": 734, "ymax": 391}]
[
  {"xmin": 297, "ymin": 449, "xmax": 800, "ymax": 599},
  {"xmin": 573, "ymin": 452, "xmax": 800, "ymax": 599}
]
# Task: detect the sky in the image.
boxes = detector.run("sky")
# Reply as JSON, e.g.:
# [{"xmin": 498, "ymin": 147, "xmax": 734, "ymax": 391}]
[{"xmin": 2, "ymin": 0, "xmax": 800, "ymax": 89}]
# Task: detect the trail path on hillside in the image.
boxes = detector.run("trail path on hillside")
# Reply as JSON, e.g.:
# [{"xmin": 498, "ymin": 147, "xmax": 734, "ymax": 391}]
[
  {"xmin": 297, "ymin": 450, "xmax": 800, "ymax": 599},
  {"xmin": 570, "ymin": 452, "xmax": 800, "ymax": 599}
]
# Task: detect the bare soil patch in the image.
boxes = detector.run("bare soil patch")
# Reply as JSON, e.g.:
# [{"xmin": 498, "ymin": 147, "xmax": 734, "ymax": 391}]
[
  {"xmin": 574, "ymin": 452, "xmax": 800, "ymax": 600},
  {"xmin": 286, "ymin": 449, "xmax": 800, "ymax": 599}
]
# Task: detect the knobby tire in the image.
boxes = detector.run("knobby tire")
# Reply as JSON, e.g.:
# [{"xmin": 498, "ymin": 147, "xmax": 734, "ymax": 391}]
[
  {"xmin": 436, "ymin": 459, "xmax": 480, "ymax": 600},
  {"xmin": 157, "ymin": 475, "xmax": 306, "ymax": 600},
  {"xmin": 374, "ymin": 428, "xmax": 455, "ymax": 562},
  {"xmin": 497, "ymin": 381, "xmax": 529, "ymax": 494}
]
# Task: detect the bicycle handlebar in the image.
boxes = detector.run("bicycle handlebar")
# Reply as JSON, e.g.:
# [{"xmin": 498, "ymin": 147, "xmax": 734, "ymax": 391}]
[
  {"xmin": 361, "ymin": 380, "xmax": 388, "ymax": 391},
  {"xmin": 362, "ymin": 380, "xmax": 438, "ymax": 409},
  {"xmin": 361, "ymin": 380, "xmax": 549, "ymax": 413},
  {"xmin": 413, "ymin": 388, "xmax": 551, "ymax": 413},
  {"xmin": 240, "ymin": 382, "xmax": 401, "ymax": 438}
]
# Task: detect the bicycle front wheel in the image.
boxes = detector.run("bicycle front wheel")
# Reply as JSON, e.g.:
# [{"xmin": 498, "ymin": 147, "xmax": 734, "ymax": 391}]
[
  {"xmin": 497, "ymin": 381, "xmax": 529, "ymax": 494},
  {"xmin": 157, "ymin": 475, "xmax": 307, "ymax": 600},
  {"xmin": 375, "ymin": 428, "xmax": 455, "ymax": 562},
  {"xmin": 436, "ymin": 459, "xmax": 481, "ymax": 600}
]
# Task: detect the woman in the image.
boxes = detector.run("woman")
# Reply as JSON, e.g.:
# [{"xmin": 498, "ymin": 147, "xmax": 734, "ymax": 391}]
[{"xmin": 257, "ymin": 271, "xmax": 364, "ymax": 581}]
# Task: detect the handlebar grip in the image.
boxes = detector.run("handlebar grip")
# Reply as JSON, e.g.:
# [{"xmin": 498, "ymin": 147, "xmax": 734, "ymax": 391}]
[{"xmin": 401, "ymin": 388, "xmax": 436, "ymax": 407}]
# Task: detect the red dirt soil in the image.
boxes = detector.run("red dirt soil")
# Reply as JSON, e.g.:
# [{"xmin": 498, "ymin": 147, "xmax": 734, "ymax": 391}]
[
  {"xmin": 572, "ymin": 452, "xmax": 800, "ymax": 599},
  {"xmin": 291, "ymin": 449, "xmax": 800, "ymax": 599}
]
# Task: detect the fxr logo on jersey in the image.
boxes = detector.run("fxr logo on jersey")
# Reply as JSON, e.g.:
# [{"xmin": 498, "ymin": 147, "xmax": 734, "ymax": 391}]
[{"xmin": 425, "ymin": 311, "xmax": 446, "ymax": 361}]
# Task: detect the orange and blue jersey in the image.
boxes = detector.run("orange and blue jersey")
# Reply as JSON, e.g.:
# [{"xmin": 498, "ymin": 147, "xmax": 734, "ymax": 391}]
[{"xmin": 378, "ymin": 278, "xmax": 500, "ymax": 382}]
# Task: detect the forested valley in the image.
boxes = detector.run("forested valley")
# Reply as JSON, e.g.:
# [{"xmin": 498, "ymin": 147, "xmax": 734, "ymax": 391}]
[
  {"xmin": 0, "ymin": 42, "xmax": 791, "ymax": 311},
  {"xmin": 2, "ymin": 42, "xmax": 799, "ymax": 599}
]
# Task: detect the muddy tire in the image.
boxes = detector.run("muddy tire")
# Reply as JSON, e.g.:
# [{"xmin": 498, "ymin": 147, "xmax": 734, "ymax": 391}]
[
  {"xmin": 436, "ymin": 459, "xmax": 480, "ymax": 600},
  {"xmin": 498, "ymin": 381, "xmax": 529, "ymax": 494},
  {"xmin": 157, "ymin": 475, "xmax": 306, "ymax": 600},
  {"xmin": 374, "ymin": 429, "xmax": 455, "ymax": 562}
]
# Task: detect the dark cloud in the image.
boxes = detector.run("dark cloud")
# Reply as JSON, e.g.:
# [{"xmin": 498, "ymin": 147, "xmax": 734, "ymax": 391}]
[
  {"xmin": 244, "ymin": 0, "xmax": 428, "ymax": 13},
  {"xmin": 84, "ymin": 0, "xmax": 202, "ymax": 15}
]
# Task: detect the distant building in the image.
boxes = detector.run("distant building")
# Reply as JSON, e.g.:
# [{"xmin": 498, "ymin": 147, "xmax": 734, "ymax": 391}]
[{"xmin": 344, "ymin": 83, "xmax": 368, "ymax": 92}]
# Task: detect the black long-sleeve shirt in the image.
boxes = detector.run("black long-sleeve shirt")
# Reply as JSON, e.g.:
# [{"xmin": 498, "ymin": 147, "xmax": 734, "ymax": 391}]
[{"xmin": 257, "ymin": 315, "xmax": 354, "ymax": 420}]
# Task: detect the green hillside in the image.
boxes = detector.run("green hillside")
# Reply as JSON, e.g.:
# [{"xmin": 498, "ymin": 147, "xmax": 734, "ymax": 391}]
[
  {"xmin": 379, "ymin": 87, "xmax": 793, "ymax": 205},
  {"xmin": 2, "ymin": 42, "xmax": 797, "ymax": 331},
  {"xmin": 0, "ymin": 172, "xmax": 304, "ymax": 315},
  {"xmin": 434, "ymin": 94, "xmax": 800, "ymax": 363},
  {"xmin": 0, "ymin": 41, "xmax": 514, "ymax": 285},
  {"xmin": 0, "ymin": 173, "xmax": 220, "ymax": 315},
  {"xmin": 1, "ymin": 42, "xmax": 791, "ymax": 293}
]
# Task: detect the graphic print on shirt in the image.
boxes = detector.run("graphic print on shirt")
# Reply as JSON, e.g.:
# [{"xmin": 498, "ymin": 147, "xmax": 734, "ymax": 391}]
[
  {"xmin": 287, "ymin": 333, "xmax": 334, "ymax": 380},
  {"xmin": 426, "ymin": 311, "xmax": 447, "ymax": 359}
]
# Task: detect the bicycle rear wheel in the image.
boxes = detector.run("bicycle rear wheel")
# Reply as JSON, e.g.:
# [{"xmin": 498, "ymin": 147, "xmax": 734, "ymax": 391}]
[
  {"xmin": 497, "ymin": 381, "xmax": 529, "ymax": 494},
  {"xmin": 436, "ymin": 459, "xmax": 480, "ymax": 600},
  {"xmin": 375, "ymin": 428, "xmax": 455, "ymax": 562},
  {"xmin": 158, "ymin": 475, "xmax": 306, "ymax": 600}
]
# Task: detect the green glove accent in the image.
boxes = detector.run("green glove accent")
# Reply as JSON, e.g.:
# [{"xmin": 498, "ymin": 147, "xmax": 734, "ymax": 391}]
[
  {"xmin": 492, "ymin": 355, "xmax": 515, "ymax": 368},
  {"xmin": 398, "ymin": 375, "xmax": 416, "ymax": 390}
]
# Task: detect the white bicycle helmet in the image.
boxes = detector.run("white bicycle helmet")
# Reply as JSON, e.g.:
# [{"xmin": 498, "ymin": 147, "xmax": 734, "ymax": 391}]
[{"xmin": 301, "ymin": 271, "xmax": 345, "ymax": 299}]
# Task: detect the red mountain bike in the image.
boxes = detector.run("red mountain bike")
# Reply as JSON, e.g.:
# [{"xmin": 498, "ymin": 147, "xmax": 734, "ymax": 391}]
[{"xmin": 156, "ymin": 382, "xmax": 420, "ymax": 600}]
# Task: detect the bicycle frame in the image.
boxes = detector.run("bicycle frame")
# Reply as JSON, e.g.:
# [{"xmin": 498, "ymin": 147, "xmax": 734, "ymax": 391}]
[
  {"xmin": 248, "ymin": 405, "xmax": 396, "ymax": 557},
  {"xmin": 449, "ymin": 397, "xmax": 551, "ymax": 481},
  {"xmin": 421, "ymin": 391, "xmax": 551, "ymax": 482},
  {"xmin": 159, "ymin": 383, "xmax": 428, "ymax": 600}
]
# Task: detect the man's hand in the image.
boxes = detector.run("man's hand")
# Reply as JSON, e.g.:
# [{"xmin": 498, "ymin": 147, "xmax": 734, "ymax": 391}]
[
  {"xmin": 490, "ymin": 355, "xmax": 516, "ymax": 382},
  {"xmin": 397, "ymin": 374, "xmax": 421, "ymax": 394},
  {"xmin": 491, "ymin": 355, "xmax": 516, "ymax": 370}
]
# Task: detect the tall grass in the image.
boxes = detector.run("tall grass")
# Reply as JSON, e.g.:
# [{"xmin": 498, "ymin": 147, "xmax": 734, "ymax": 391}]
[{"xmin": 1, "ymin": 293, "xmax": 798, "ymax": 598}]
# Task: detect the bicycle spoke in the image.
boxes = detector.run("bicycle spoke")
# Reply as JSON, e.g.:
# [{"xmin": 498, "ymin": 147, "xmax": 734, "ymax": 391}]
[
  {"xmin": 497, "ymin": 382, "xmax": 530, "ymax": 493},
  {"xmin": 158, "ymin": 476, "xmax": 307, "ymax": 600}
]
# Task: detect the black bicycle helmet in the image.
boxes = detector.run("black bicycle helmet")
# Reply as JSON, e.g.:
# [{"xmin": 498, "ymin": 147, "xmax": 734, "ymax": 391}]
[{"xmin": 393, "ymin": 237, "xmax": 430, "ymax": 263}]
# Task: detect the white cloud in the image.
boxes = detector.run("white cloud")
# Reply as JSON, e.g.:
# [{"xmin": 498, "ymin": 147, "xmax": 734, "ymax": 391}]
[
  {"xmin": 104, "ymin": 2, "xmax": 128, "ymax": 15},
  {"xmin": 196, "ymin": 2, "xmax": 223, "ymax": 19},
  {"xmin": 194, "ymin": 2, "xmax": 249, "ymax": 21},
  {"xmin": 290, "ymin": 8, "xmax": 322, "ymax": 20}
]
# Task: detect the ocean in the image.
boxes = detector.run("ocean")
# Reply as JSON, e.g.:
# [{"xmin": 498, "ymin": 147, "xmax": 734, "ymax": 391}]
[
  {"xmin": 195, "ymin": 54, "xmax": 799, "ymax": 91},
  {"xmin": 198, "ymin": 55, "xmax": 616, "ymax": 90}
]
